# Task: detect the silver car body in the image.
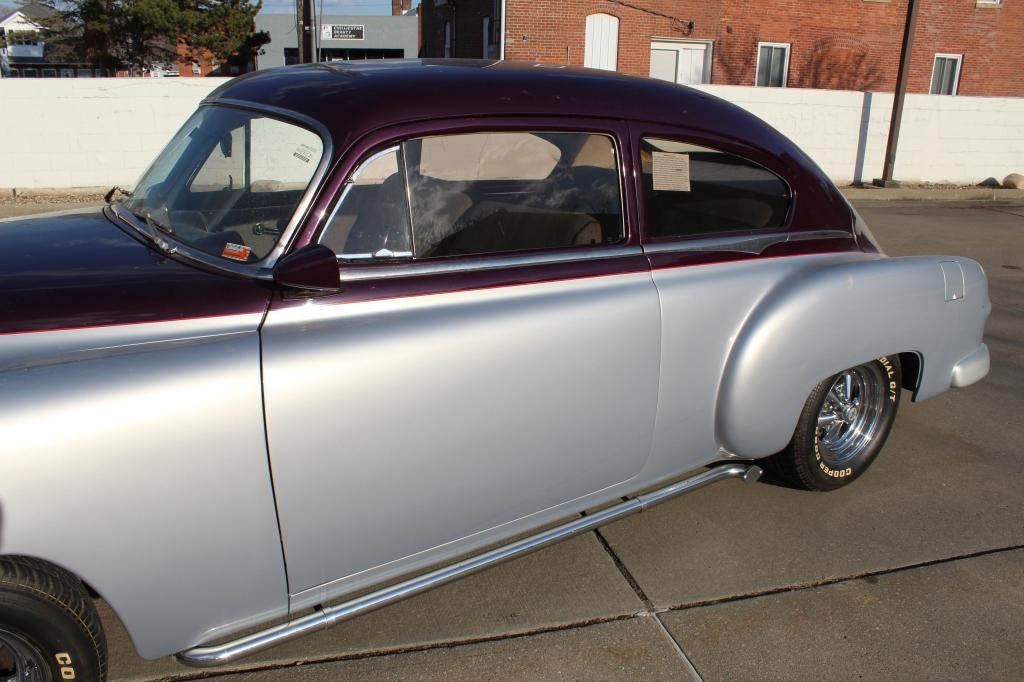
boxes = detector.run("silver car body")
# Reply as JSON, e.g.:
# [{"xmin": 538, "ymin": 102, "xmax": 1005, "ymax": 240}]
[{"xmin": 0, "ymin": 61, "xmax": 991, "ymax": 660}]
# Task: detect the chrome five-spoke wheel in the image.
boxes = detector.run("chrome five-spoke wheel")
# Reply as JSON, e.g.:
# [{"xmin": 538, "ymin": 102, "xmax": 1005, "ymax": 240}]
[
  {"xmin": 815, "ymin": 366, "xmax": 887, "ymax": 467},
  {"xmin": 768, "ymin": 356, "xmax": 902, "ymax": 491}
]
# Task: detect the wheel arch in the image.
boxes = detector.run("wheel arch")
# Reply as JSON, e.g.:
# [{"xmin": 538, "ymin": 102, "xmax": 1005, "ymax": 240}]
[
  {"xmin": 0, "ymin": 553, "xmax": 130, "ymax": 652},
  {"xmin": 715, "ymin": 255, "xmax": 966, "ymax": 459}
]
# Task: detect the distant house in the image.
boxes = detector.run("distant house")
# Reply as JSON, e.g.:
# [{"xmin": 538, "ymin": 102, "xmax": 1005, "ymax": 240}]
[{"xmin": 0, "ymin": 1, "xmax": 107, "ymax": 77}]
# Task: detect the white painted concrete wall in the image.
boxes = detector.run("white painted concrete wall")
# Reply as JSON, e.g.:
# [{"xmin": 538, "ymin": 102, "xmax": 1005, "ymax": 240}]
[
  {"xmin": 0, "ymin": 78, "xmax": 1022, "ymax": 188},
  {"xmin": 693, "ymin": 84, "xmax": 1024, "ymax": 185},
  {"xmin": 0, "ymin": 78, "xmax": 226, "ymax": 189}
]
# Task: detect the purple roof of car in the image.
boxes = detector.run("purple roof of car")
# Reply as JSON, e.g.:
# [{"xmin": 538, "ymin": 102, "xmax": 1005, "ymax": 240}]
[
  {"xmin": 208, "ymin": 60, "xmax": 779, "ymax": 153},
  {"xmin": 207, "ymin": 59, "xmax": 853, "ymax": 233}
]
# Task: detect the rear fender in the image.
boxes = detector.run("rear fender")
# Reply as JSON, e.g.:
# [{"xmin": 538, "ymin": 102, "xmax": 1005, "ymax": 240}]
[{"xmin": 716, "ymin": 255, "xmax": 989, "ymax": 458}]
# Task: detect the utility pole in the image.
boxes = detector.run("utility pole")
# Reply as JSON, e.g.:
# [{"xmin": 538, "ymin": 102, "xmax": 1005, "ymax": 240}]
[
  {"xmin": 296, "ymin": 0, "xmax": 315, "ymax": 63},
  {"xmin": 874, "ymin": 0, "xmax": 920, "ymax": 187}
]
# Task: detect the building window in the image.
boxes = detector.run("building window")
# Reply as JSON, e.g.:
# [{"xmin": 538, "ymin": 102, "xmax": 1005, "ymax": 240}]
[
  {"xmin": 23, "ymin": 67, "xmax": 38, "ymax": 77},
  {"xmin": 650, "ymin": 40, "xmax": 712, "ymax": 85},
  {"xmin": 443, "ymin": 21, "xmax": 452, "ymax": 58},
  {"xmin": 42, "ymin": 68, "xmax": 56, "ymax": 77},
  {"xmin": 755, "ymin": 42, "xmax": 790, "ymax": 87},
  {"xmin": 930, "ymin": 54, "xmax": 962, "ymax": 95},
  {"xmin": 584, "ymin": 13, "xmax": 619, "ymax": 71}
]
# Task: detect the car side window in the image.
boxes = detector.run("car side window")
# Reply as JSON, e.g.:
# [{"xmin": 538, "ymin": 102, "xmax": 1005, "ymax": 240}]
[
  {"xmin": 320, "ymin": 146, "xmax": 414, "ymax": 260},
  {"xmin": 320, "ymin": 131, "xmax": 624, "ymax": 261},
  {"xmin": 640, "ymin": 137, "xmax": 790, "ymax": 239}
]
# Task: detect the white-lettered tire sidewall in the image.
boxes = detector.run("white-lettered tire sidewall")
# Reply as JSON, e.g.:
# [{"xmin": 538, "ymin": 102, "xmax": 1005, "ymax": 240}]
[
  {"xmin": 804, "ymin": 356, "xmax": 901, "ymax": 490},
  {"xmin": 0, "ymin": 590, "xmax": 99, "ymax": 682}
]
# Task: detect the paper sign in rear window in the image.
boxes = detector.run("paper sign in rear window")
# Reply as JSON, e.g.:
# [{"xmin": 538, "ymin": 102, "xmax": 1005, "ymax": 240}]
[{"xmin": 652, "ymin": 152, "xmax": 691, "ymax": 192}]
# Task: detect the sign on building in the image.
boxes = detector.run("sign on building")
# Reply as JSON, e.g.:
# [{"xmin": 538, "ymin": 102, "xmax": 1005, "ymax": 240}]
[{"xmin": 321, "ymin": 24, "xmax": 365, "ymax": 41}]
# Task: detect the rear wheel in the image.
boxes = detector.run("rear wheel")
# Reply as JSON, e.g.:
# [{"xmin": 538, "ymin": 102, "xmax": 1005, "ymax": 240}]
[
  {"xmin": 770, "ymin": 356, "xmax": 901, "ymax": 491},
  {"xmin": 0, "ymin": 557, "xmax": 106, "ymax": 682}
]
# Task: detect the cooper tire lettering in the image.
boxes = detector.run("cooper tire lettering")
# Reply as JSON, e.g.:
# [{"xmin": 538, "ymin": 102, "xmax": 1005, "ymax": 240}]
[{"xmin": 55, "ymin": 653, "xmax": 77, "ymax": 680}]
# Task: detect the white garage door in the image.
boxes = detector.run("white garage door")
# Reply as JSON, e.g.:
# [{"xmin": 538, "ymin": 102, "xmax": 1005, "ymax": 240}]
[{"xmin": 584, "ymin": 13, "xmax": 619, "ymax": 71}]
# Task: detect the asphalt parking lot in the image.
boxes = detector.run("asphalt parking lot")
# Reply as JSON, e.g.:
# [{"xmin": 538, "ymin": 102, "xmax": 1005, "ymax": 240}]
[{"xmin": 8, "ymin": 199, "xmax": 1023, "ymax": 680}]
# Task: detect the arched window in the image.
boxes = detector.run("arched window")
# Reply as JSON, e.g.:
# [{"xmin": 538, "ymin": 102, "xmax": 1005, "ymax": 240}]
[{"xmin": 584, "ymin": 13, "xmax": 619, "ymax": 71}]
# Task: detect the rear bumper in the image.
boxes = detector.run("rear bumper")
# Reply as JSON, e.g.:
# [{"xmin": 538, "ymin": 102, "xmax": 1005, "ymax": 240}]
[{"xmin": 951, "ymin": 343, "xmax": 990, "ymax": 388}]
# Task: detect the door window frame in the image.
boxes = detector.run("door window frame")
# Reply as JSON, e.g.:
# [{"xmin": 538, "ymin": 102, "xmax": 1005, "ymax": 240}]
[
  {"xmin": 307, "ymin": 116, "xmax": 639, "ymax": 279},
  {"xmin": 628, "ymin": 122, "xmax": 795, "ymax": 246}
]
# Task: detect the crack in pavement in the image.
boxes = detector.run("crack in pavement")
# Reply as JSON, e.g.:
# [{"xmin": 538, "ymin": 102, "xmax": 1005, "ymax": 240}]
[
  {"xmin": 594, "ymin": 529, "xmax": 704, "ymax": 681},
  {"xmin": 654, "ymin": 542, "xmax": 1024, "ymax": 614},
  {"xmin": 150, "ymin": 541, "xmax": 1024, "ymax": 681}
]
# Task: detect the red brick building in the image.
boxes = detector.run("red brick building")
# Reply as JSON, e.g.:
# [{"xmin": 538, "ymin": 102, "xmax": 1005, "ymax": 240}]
[{"xmin": 420, "ymin": 0, "xmax": 1023, "ymax": 97}]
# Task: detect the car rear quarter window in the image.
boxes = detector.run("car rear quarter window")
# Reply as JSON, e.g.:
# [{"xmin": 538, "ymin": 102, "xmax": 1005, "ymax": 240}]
[
  {"xmin": 320, "ymin": 131, "xmax": 624, "ymax": 261},
  {"xmin": 640, "ymin": 137, "xmax": 790, "ymax": 239}
]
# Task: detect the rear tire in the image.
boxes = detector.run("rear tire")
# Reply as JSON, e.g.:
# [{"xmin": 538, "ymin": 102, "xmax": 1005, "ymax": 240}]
[
  {"xmin": 0, "ymin": 556, "xmax": 107, "ymax": 682},
  {"xmin": 769, "ymin": 356, "xmax": 901, "ymax": 491}
]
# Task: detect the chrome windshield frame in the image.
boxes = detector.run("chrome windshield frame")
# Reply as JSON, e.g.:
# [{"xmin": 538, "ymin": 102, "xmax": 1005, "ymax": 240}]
[{"xmin": 114, "ymin": 98, "xmax": 335, "ymax": 280}]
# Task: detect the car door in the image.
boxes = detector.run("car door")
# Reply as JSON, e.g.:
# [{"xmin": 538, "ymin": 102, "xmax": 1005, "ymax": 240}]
[{"xmin": 260, "ymin": 120, "xmax": 663, "ymax": 605}]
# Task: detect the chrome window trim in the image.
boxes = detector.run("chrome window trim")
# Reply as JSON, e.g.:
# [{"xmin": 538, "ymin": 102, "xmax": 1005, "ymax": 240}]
[
  {"xmin": 318, "ymin": 145, "xmax": 405, "ymax": 261},
  {"xmin": 192, "ymin": 97, "xmax": 335, "ymax": 271},
  {"xmin": 642, "ymin": 230, "xmax": 853, "ymax": 256},
  {"xmin": 338, "ymin": 246, "xmax": 643, "ymax": 281}
]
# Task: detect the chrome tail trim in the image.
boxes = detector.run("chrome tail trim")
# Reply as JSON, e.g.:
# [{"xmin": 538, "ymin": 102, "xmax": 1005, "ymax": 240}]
[{"xmin": 176, "ymin": 463, "xmax": 762, "ymax": 668}]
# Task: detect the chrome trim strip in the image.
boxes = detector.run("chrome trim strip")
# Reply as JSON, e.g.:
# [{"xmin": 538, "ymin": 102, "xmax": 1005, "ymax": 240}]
[
  {"xmin": 337, "ymin": 246, "xmax": 643, "ymax": 281},
  {"xmin": 318, "ymin": 145, "xmax": 402, "ymax": 261},
  {"xmin": 197, "ymin": 98, "xmax": 336, "ymax": 269},
  {"xmin": 176, "ymin": 463, "xmax": 761, "ymax": 667},
  {"xmin": 642, "ymin": 230, "xmax": 854, "ymax": 256}
]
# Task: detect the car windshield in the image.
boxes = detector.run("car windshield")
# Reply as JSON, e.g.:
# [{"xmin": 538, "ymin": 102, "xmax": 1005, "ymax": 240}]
[{"xmin": 123, "ymin": 105, "xmax": 325, "ymax": 263}]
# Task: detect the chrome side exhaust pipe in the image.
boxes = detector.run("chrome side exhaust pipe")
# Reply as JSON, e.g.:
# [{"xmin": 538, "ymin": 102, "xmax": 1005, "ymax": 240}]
[{"xmin": 177, "ymin": 463, "xmax": 761, "ymax": 667}]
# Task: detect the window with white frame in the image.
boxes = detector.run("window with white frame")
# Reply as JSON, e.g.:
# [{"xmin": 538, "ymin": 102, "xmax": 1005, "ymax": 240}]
[
  {"xmin": 650, "ymin": 40, "xmax": 712, "ymax": 85},
  {"xmin": 930, "ymin": 54, "xmax": 962, "ymax": 95},
  {"xmin": 756, "ymin": 42, "xmax": 790, "ymax": 87}
]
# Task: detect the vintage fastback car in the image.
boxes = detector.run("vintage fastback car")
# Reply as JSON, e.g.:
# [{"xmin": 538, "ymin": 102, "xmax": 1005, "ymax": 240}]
[{"xmin": 0, "ymin": 61, "xmax": 989, "ymax": 681}]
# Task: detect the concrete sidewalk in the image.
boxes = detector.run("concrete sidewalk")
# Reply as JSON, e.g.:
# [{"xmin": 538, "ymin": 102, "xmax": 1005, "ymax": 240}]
[{"xmin": 6, "ymin": 199, "xmax": 1021, "ymax": 680}]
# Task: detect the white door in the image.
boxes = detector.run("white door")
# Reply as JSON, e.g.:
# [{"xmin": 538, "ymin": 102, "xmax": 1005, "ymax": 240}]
[
  {"xmin": 650, "ymin": 41, "xmax": 710, "ymax": 84},
  {"xmin": 584, "ymin": 13, "xmax": 619, "ymax": 71}
]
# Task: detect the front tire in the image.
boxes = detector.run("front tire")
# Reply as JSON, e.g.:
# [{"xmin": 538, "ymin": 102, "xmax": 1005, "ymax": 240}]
[
  {"xmin": 770, "ymin": 356, "xmax": 901, "ymax": 491},
  {"xmin": 0, "ymin": 556, "xmax": 107, "ymax": 682}
]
